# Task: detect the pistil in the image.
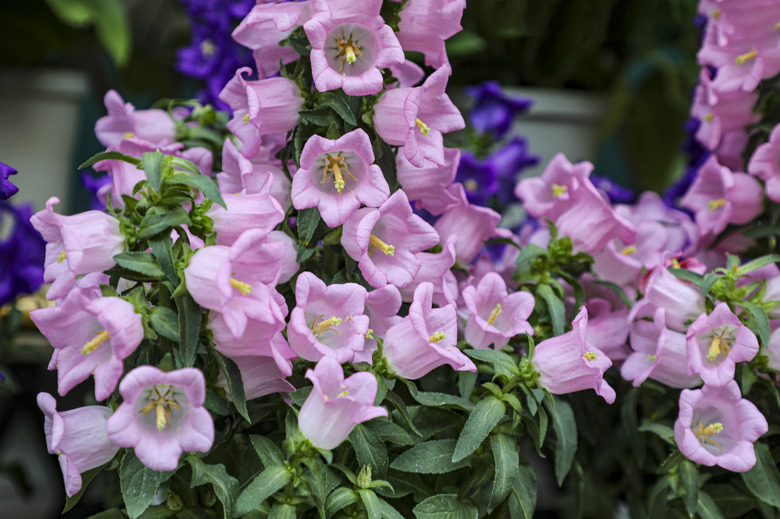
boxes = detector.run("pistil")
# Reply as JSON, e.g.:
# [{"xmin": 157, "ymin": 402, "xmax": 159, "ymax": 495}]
[
  {"xmin": 230, "ymin": 278, "xmax": 252, "ymax": 296},
  {"xmin": 708, "ymin": 198, "xmax": 726, "ymax": 211},
  {"xmin": 321, "ymin": 154, "xmax": 357, "ymax": 194},
  {"xmin": 706, "ymin": 329, "xmax": 731, "ymax": 363},
  {"xmin": 583, "ymin": 351, "xmax": 598, "ymax": 362},
  {"xmin": 82, "ymin": 330, "xmax": 110, "ymax": 355},
  {"xmin": 735, "ymin": 48, "xmax": 757, "ymax": 65},
  {"xmin": 552, "ymin": 184, "xmax": 568, "ymax": 198},
  {"xmin": 138, "ymin": 385, "xmax": 182, "ymax": 431},
  {"xmin": 415, "ymin": 118, "xmax": 430, "ymax": 136},
  {"xmin": 311, "ymin": 315, "xmax": 342, "ymax": 336},
  {"xmin": 694, "ymin": 420, "xmax": 724, "ymax": 450},
  {"xmin": 429, "ymin": 331, "xmax": 446, "ymax": 343},
  {"xmin": 369, "ymin": 234, "xmax": 395, "ymax": 257},
  {"xmin": 487, "ymin": 304, "xmax": 502, "ymax": 326},
  {"xmin": 336, "ymin": 35, "xmax": 362, "ymax": 73}
]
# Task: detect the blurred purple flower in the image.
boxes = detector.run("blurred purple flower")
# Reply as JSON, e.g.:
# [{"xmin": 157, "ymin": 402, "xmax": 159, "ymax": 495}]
[
  {"xmin": 0, "ymin": 202, "xmax": 46, "ymax": 305},
  {"xmin": 591, "ymin": 175, "xmax": 635, "ymax": 204},
  {"xmin": 81, "ymin": 173, "xmax": 112, "ymax": 211},
  {"xmin": 466, "ymin": 81, "xmax": 532, "ymax": 139},
  {"xmin": 1, "ymin": 162, "xmax": 19, "ymax": 200}
]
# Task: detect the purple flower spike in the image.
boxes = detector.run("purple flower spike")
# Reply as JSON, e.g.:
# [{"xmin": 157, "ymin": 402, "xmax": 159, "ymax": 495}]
[
  {"xmin": 287, "ymin": 272, "xmax": 370, "ymax": 364},
  {"xmin": 466, "ymin": 81, "xmax": 533, "ymax": 139},
  {"xmin": 291, "ymin": 129, "xmax": 390, "ymax": 227},
  {"xmin": 383, "ymin": 282, "xmax": 476, "ymax": 379},
  {"xmin": 686, "ymin": 303, "xmax": 759, "ymax": 387},
  {"xmin": 675, "ymin": 381, "xmax": 768, "ymax": 472},
  {"xmin": 462, "ymin": 272, "xmax": 534, "ymax": 350},
  {"xmin": 532, "ymin": 306, "xmax": 616, "ymax": 404},
  {"xmin": 0, "ymin": 161, "xmax": 18, "ymax": 199},
  {"xmin": 38, "ymin": 393, "xmax": 119, "ymax": 496},
  {"xmin": 107, "ymin": 366, "xmax": 214, "ymax": 472},
  {"xmin": 299, "ymin": 356, "xmax": 388, "ymax": 450}
]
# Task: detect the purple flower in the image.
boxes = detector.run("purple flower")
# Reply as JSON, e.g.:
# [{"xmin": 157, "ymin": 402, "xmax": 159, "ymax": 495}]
[
  {"xmin": 106, "ymin": 366, "xmax": 214, "ymax": 472},
  {"xmin": 531, "ymin": 307, "xmax": 616, "ymax": 404},
  {"xmin": 0, "ymin": 202, "xmax": 45, "ymax": 306},
  {"xmin": 38, "ymin": 393, "xmax": 119, "ymax": 496},
  {"xmin": 675, "ymin": 380, "xmax": 768, "ymax": 472},
  {"xmin": 0, "ymin": 162, "xmax": 18, "ymax": 200},
  {"xmin": 81, "ymin": 172, "xmax": 112, "ymax": 211},
  {"xmin": 455, "ymin": 151, "xmax": 499, "ymax": 206},
  {"xmin": 298, "ymin": 356, "xmax": 388, "ymax": 450},
  {"xmin": 590, "ymin": 175, "xmax": 635, "ymax": 205},
  {"xmin": 466, "ymin": 81, "xmax": 533, "ymax": 139}
]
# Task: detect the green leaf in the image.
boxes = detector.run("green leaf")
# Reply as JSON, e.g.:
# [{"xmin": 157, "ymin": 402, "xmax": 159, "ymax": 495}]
[
  {"xmin": 149, "ymin": 307, "xmax": 180, "ymax": 342},
  {"xmin": 390, "ymin": 439, "xmax": 471, "ymax": 474},
  {"xmin": 536, "ymin": 283, "xmax": 565, "ymax": 336},
  {"xmin": 301, "ymin": 457, "xmax": 330, "ymax": 516},
  {"xmin": 79, "ymin": 149, "xmax": 141, "ymax": 170},
  {"xmin": 701, "ymin": 273, "xmax": 723, "ymax": 296},
  {"xmin": 514, "ymin": 244, "xmax": 547, "ymax": 267},
  {"xmin": 188, "ymin": 457, "xmax": 239, "ymax": 519},
  {"xmin": 679, "ymin": 460, "xmax": 699, "ymax": 518},
  {"xmin": 86, "ymin": 510, "xmax": 126, "ymax": 519},
  {"xmin": 413, "ymin": 494, "xmax": 479, "ymax": 519},
  {"xmin": 669, "ymin": 268, "xmax": 704, "ymax": 288},
  {"xmin": 209, "ymin": 348, "xmax": 250, "ymax": 422},
  {"xmin": 545, "ymin": 398, "xmax": 577, "ymax": 486},
  {"xmin": 638, "ymin": 422, "xmax": 675, "ymax": 445},
  {"xmin": 741, "ymin": 442, "xmax": 780, "ymax": 508},
  {"xmin": 234, "ymin": 466, "xmax": 292, "ymax": 517},
  {"xmin": 289, "ymin": 385, "xmax": 312, "ymax": 407},
  {"xmin": 168, "ymin": 174, "xmax": 226, "ymax": 209},
  {"xmin": 299, "ymin": 107, "xmax": 339, "ymax": 126},
  {"xmin": 509, "ymin": 465, "xmax": 537, "ymax": 519},
  {"xmin": 452, "ymin": 396, "xmax": 506, "ymax": 462},
  {"xmin": 373, "ymin": 137, "xmax": 397, "ymax": 191},
  {"xmin": 175, "ymin": 293, "xmax": 202, "ymax": 368},
  {"xmin": 119, "ymin": 451, "xmax": 174, "ymax": 519},
  {"xmin": 63, "ymin": 464, "xmax": 107, "ymax": 513},
  {"xmin": 268, "ymin": 504, "xmax": 297, "ymax": 519},
  {"xmin": 297, "ymin": 207, "xmax": 326, "ymax": 246},
  {"xmin": 742, "ymin": 301, "xmax": 771, "ymax": 347},
  {"xmin": 738, "ymin": 254, "xmax": 780, "ymax": 275},
  {"xmin": 139, "ymin": 206, "xmax": 192, "ymax": 239},
  {"xmin": 489, "ymin": 434, "xmax": 519, "ymax": 512},
  {"xmin": 359, "ymin": 489, "xmax": 382, "ymax": 519},
  {"xmin": 367, "ymin": 418, "xmax": 416, "ymax": 446},
  {"xmin": 410, "ymin": 391, "xmax": 474, "ymax": 411},
  {"xmin": 320, "ymin": 90, "xmax": 358, "ymax": 126},
  {"xmin": 376, "ymin": 497, "xmax": 406, "ymax": 519},
  {"xmin": 465, "ymin": 349, "xmax": 521, "ymax": 378},
  {"xmin": 696, "ymin": 491, "xmax": 725, "ymax": 519},
  {"xmin": 621, "ymin": 388, "xmax": 646, "ymax": 467},
  {"xmin": 326, "ymin": 488, "xmax": 360, "ymax": 517},
  {"xmin": 384, "ymin": 390, "xmax": 423, "ymax": 437},
  {"xmin": 349, "ymin": 423, "xmax": 388, "ymax": 478},
  {"xmin": 148, "ymin": 235, "xmax": 178, "ymax": 285},
  {"xmin": 250, "ymin": 435, "xmax": 285, "ymax": 468},
  {"xmin": 114, "ymin": 252, "xmax": 167, "ymax": 279},
  {"xmin": 142, "ymin": 151, "xmax": 165, "ymax": 192},
  {"xmin": 459, "ymin": 371, "xmax": 477, "ymax": 399}
]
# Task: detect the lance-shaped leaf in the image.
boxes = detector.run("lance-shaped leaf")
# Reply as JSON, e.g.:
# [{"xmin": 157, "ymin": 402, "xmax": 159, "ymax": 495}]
[{"xmin": 452, "ymin": 396, "xmax": 506, "ymax": 462}]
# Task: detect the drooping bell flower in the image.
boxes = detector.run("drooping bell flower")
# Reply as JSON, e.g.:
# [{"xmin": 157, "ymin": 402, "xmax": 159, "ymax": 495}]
[
  {"xmin": 30, "ymin": 197, "xmax": 125, "ymax": 300},
  {"xmin": 209, "ymin": 312, "xmax": 292, "ymax": 373},
  {"xmin": 373, "ymin": 65, "xmax": 465, "ymax": 167},
  {"xmin": 287, "ymin": 272, "xmax": 370, "ymax": 364},
  {"xmin": 382, "ymin": 282, "xmax": 476, "ymax": 379},
  {"xmin": 207, "ymin": 176, "xmax": 285, "ymax": 246},
  {"xmin": 219, "ymin": 353, "xmax": 296, "ymax": 400},
  {"xmin": 95, "ymin": 90, "xmax": 176, "ymax": 148},
  {"xmin": 531, "ymin": 306, "xmax": 616, "ymax": 404},
  {"xmin": 686, "ymin": 302, "xmax": 759, "ymax": 387},
  {"xmin": 434, "ymin": 183, "xmax": 502, "ymax": 264},
  {"xmin": 31, "ymin": 289, "xmax": 144, "ymax": 401},
  {"xmin": 304, "ymin": 0, "xmax": 404, "ymax": 95},
  {"xmin": 583, "ymin": 298, "xmax": 631, "ymax": 362},
  {"xmin": 395, "ymin": 0, "xmax": 466, "ymax": 68},
  {"xmin": 298, "ymin": 356, "xmax": 388, "ymax": 450},
  {"xmin": 290, "ymin": 129, "xmax": 389, "ymax": 227},
  {"xmin": 630, "ymin": 265, "xmax": 706, "ymax": 333},
  {"xmin": 0, "ymin": 161, "xmax": 18, "ymax": 199},
  {"xmin": 465, "ymin": 81, "xmax": 533, "ymax": 139},
  {"xmin": 184, "ymin": 229, "xmax": 286, "ymax": 338},
  {"xmin": 217, "ymin": 137, "xmax": 291, "ymax": 211},
  {"xmin": 514, "ymin": 153, "xmax": 593, "ymax": 221},
  {"xmin": 38, "ymin": 393, "xmax": 120, "ymax": 496},
  {"xmin": 354, "ymin": 284, "xmax": 403, "ymax": 363},
  {"xmin": 462, "ymin": 272, "xmax": 534, "ymax": 350},
  {"xmin": 675, "ymin": 380, "xmax": 768, "ymax": 472},
  {"xmin": 398, "ymin": 236, "xmax": 459, "ymax": 307},
  {"xmin": 106, "ymin": 366, "xmax": 214, "ymax": 472},
  {"xmin": 748, "ymin": 123, "xmax": 780, "ymax": 203},
  {"xmin": 396, "ymin": 147, "xmax": 460, "ymax": 215},
  {"xmin": 341, "ymin": 190, "xmax": 440, "ymax": 289}
]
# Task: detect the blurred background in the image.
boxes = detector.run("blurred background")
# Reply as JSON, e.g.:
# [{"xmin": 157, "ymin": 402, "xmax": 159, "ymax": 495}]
[{"xmin": 0, "ymin": 0, "xmax": 702, "ymax": 516}]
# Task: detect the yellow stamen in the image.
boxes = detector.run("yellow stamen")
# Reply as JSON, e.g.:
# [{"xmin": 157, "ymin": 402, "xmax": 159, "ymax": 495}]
[
  {"xmin": 200, "ymin": 39, "xmax": 216, "ymax": 58},
  {"xmin": 552, "ymin": 184, "xmax": 568, "ymax": 198},
  {"xmin": 230, "ymin": 278, "xmax": 252, "ymax": 296},
  {"xmin": 694, "ymin": 421, "xmax": 724, "ymax": 450},
  {"xmin": 706, "ymin": 328, "xmax": 732, "ymax": 363},
  {"xmin": 369, "ymin": 234, "xmax": 395, "ymax": 256},
  {"xmin": 82, "ymin": 330, "xmax": 110, "ymax": 355},
  {"xmin": 321, "ymin": 154, "xmax": 357, "ymax": 194},
  {"xmin": 310, "ymin": 316, "xmax": 342, "ymax": 336},
  {"xmin": 337, "ymin": 390, "xmax": 349, "ymax": 398},
  {"xmin": 429, "ymin": 331, "xmax": 446, "ymax": 343},
  {"xmin": 57, "ymin": 250, "xmax": 67, "ymax": 263},
  {"xmin": 705, "ymin": 113, "xmax": 714, "ymax": 123},
  {"xmin": 336, "ymin": 35, "xmax": 362, "ymax": 73},
  {"xmin": 736, "ymin": 48, "xmax": 757, "ymax": 65},
  {"xmin": 671, "ymin": 258, "xmax": 681, "ymax": 269},
  {"xmin": 243, "ymin": 113, "xmax": 250, "ymax": 124},
  {"xmin": 156, "ymin": 402, "xmax": 169, "ymax": 430},
  {"xmin": 708, "ymin": 198, "xmax": 726, "ymax": 211},
  {"xmin": 464, "ymin": 179, "xmax": 478, "ymax": 192},
  {"xmin": 138, "ymin": 385, "xmax": 181, "ymax": 431},
  {"xmin": 415, "ymin": 118, "xmax": 430, "ymax": 136},
  {"xmin": 776, "ymin": 21, "xmax": 780, "ymax": 30},
  {"xmin": 583, "ymin": 351, "xmax": 598, "ymax": 362},
  {"xmin": 123, "ymin": 132, "xmax": 135, "ymax": 139},
  {"xmin": 647, "ymin": 355, "xmax": 657, "ymax": 361},
  {"xmin": 487, "ymin": 304, "xmax": 502, "ymax": 326},
  {"xmin": 621, "ymin": 245, "xmax": 637, "ymax": 256},
  {"xmin": 712, "ymin": 9, "xmax": 721, "ymax": 19}
]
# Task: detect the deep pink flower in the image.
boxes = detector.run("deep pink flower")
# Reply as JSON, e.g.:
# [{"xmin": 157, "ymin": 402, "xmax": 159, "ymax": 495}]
[
  {"xmin": 341, "ymin": 190, "xmax": 439, "ymax": 288},
  {"xmin": 298, "ymin": 356, "xmax": 387, "ymax": 450},
  {"xmin": 686, "ymin": 303, "xmax": 759, "ymax": 387},
  {"xmin": 531, "ymin": 307, "xmax": 616, "ymax": 403},
  {"xmin": 30, "ymin": 197, "xmax": 125, "ymax": 300},
  {"xmin": 304, "ymin": 1, "xmax": 404, "ymax": 95},
  {"xmin": 31, "ymin": 289, "xmax": 143, "ymax": 401},
  {"xmin": 291, "ymin": 129, "xmax": 390, "ymax": 227},
  {"xmin": 287, "ymin": 272, "xmax": 369, "ymax": 364},
  {"xmin": 675, "ymin": 381, "xmax": 768, "ymax": 472},
  {"xmin": 107, "ymin": 367, "xmax": 214, "ymax": 472},
  {"xmin": 462, "ymin": 272, "xmax": 534, "ymax": 349},
  {"xmin": 95, "ymin": 90, "xmax": 175, "ymax": 148},
  {"xmin": 38, "ymin": 393, "xmax": 119, "ymax": 496},
  {"xmin": 383, "ymin": 282, "xmax": 475, "ymax": 379}
]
